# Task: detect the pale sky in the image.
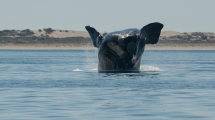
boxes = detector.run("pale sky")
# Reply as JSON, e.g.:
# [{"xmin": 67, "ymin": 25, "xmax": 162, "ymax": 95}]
[{"xmin": 0, "ymin": 0, "xmax": 214, "ymax": 33}]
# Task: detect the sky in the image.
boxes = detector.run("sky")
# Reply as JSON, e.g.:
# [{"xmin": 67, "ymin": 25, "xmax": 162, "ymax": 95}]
[{"xmin": 0, "ymin": 0, "xmax": 214, "ymax": 33}]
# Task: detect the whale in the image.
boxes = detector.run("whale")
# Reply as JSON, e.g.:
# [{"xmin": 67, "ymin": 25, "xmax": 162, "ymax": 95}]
[{"xmin": 85, "ymin": 22, "xmax": 163, "ymax": 72}]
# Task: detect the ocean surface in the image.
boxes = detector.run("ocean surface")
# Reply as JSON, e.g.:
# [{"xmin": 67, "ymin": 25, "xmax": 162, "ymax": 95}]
[{"xmin": 0, "ymin": 49, "xmax": 215, "ymax": 120}]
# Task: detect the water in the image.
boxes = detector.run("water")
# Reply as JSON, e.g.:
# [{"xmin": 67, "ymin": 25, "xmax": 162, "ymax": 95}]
[{"xmin": 0, "ymin": 50, "xmax": 215, "ymax": 119}]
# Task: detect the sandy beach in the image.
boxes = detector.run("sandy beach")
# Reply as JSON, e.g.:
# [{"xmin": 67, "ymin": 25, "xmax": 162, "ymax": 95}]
[
  {"xmin": 146, "ymin": 46, "xmax": 215, "ymax": 50},
  {"xmin": 0, "ymin": 44, "xmax": 214, "ymax": 50},
  {"xmin": 0, "ymin": 44, "xmax": 96, "ymax": 50}
]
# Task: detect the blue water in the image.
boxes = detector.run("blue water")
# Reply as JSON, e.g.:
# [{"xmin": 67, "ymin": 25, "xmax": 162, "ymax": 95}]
[{"xmin": 0, "ymin": 50, "xmax": 215, "ymax": 119}]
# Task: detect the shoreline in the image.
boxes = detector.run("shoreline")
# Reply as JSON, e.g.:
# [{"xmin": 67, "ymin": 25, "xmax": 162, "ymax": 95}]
[
  {"xmin": 145, "ymin": 46, "xmax": 215, "ymax": 50},
  {"xmin": 0, "ymin": 44, "xmax": 215, "ymax": 50}
]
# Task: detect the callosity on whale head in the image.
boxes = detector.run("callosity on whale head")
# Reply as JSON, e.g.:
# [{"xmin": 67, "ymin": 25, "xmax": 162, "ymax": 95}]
[{"xmin": 85, "ymin": 22, "xmax": 163, "ymax": 72}]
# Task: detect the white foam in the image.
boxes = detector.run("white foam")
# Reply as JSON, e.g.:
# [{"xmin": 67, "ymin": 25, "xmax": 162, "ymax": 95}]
[
  {"xmin": 92, "ymin": 68, "xmax": 98, "ymax": 71},
  {"xmin": 73, "ymin": 68, "xmax": 83, "ymax": 71},
  {"xmin": 140, "ymin": 65, "xmax": 162, "ymax": 72},
  {"xmin": 90, "ymin": 66, "xmax": 162, "ymax": 72}
]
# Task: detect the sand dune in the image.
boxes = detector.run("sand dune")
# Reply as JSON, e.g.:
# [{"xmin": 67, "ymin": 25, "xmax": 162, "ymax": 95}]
[
  {"xmin": 2, "ymin": 30, "xmax": 214, "ymax": 50},
  {"xmin": 160, "ymin": 30, "xmax": 182, "ymax": 37},
  {"xmin": 32, "ymin": 29, "xmax": 90, "ymax": 38}
]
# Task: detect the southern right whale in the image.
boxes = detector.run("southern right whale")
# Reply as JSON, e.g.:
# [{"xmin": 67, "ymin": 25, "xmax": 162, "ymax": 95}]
[{"xmin": 85, "ymin": 22, "xmax": 163, "ymax": 72}]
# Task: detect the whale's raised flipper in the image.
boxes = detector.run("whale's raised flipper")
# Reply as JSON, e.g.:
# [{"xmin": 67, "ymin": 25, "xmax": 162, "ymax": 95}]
[
  {"xmin": 140, "ymin": 22, "xmax": 163, "ymax": 44},
  {"xmin": 85, "ymin": 26, "xmax": 103, "ymax": 48}
]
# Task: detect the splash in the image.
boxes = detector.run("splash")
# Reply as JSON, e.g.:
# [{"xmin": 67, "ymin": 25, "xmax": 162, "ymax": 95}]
[
  {"xmin": 92, "ymin": 68, "xmax": 98, "ymax": 71},
  {"xmin": 140, "ymin": 65, "xmax": 162, "ymax": 72},
  {"xmin": 91, "ymin": 66, "xmax": 162, "ymax": 72},
  {"xmin": 85, "ymin": 46, "xmax": 98, "ymax": 71},
  {"xmin": 73, "ymin": 68, "xmax": 83, "ymax": 71}
]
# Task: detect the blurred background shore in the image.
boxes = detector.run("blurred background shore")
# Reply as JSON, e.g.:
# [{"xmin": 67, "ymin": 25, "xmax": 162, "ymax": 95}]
[{"xmin": 0, "ymin": 28, "xmax": 214, "ymax": 50}]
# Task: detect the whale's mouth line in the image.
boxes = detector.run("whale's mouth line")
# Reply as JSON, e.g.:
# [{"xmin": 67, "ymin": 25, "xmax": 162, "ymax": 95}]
[
  {"xmin": 107, "ymin": 48, "xmax": 119, "ymax": 58},
  {"xmin": 107, "ymin": 47, "xmax": 134, "ymax": 60},
  {"xmin": 106, "ymin": 41, "xmax": 137, "ymax": 56}
]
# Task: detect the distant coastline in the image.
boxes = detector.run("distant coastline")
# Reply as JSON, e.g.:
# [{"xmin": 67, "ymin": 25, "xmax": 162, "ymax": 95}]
[
  {"xmin": 0, "ymin": 43, "xmax": 214, "ymax": 50},
  {"xmin": 0, "ymin": 28, "xmax": 215, "ymax": 50}
]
